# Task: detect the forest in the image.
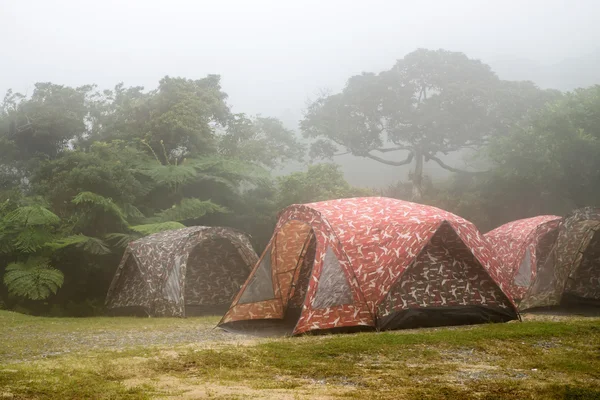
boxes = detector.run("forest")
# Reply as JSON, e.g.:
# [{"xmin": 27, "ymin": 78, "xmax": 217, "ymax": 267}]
[{"xmin": 1, "ymin": 48, "xmax": 599, "ymax": 316}]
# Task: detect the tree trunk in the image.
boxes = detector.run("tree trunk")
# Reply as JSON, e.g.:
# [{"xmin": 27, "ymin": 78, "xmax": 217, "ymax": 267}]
[{"xmin": 411, "ymin": 150, "xmax": 424, "ymax": 200}]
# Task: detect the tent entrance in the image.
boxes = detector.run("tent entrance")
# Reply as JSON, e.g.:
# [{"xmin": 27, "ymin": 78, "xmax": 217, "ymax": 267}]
[
  {"xmin": 184, "ymin": 238, "xmax": 249, "ymax": 316},
  {"xmin": 378, "ymin": 222, "xmax": 516, "ymax": 330},
  {"xmin": 219, "ymin": 221, "xmax": 317, "ymax": 336},
  {"xmin": 278, "ymin": 231, "xmax": 317, "ymax": 330}
]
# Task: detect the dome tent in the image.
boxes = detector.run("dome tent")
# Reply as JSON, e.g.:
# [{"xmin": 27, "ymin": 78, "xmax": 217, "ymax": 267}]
[
  {"xmin": 519, "ymin": 207, "xmax": 600, "ymax": 311},
  {"xmin": 106, "ymin": 226, "xmax": 258, "ymax": 317},
  {"xmin": 485, "ymin": 215, "xmax": 562, "ymax": 303},
  {"xmin": 218, "ymin": 197, "xmax": 517, "ymax": 336}
]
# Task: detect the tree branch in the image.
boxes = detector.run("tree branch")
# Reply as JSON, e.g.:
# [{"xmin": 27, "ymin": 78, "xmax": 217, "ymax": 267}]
[
  {"xmin": 373, "ymin": 146, "xmax": 413, "ymax": 153},
  {"xmin": 334, "ymin": 151, "xmax": 352, "ymax": 156},
  {"xmin": 427, "ymin": 154, "xmax": 489, "ymax": 174},
  {"xmin": 363, "ymin": 151, "xmax": 414, "ymax": 166}
]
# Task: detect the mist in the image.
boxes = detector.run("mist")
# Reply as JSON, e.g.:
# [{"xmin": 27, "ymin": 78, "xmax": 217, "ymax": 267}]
[{"xmin": 2, "ymin": 0, "xmax": 600, "ymax": 187}]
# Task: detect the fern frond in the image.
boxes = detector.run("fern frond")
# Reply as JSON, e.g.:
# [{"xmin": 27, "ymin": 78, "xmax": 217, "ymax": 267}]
[
  {"xmin": 105, "ymin": 232, "xmax": 142, "ymax": 248},
  {"xmin": 46, "ymin": 234, "xmax": 111, "ymax": 255},
  {"xmin": 3, "ymin": 258, "xmax": 64, "ymax": 300},
  {"xmin": 130, "ymin": 221, "xmax": 186, "ymax": 235},
  {"xmin": 14, "ymin": 227, "xmax": 55, "ymax": 253},
  {"xmin": 138, "ymin": 164, "xmax": 197, "ymax": 188},
  {"xmin": 189, "ymin": 156, "xmax": 269, "ymax": 184},
  {"xmin": 194, "ymin": 173, "xmax": 239, "ymax": 192},
  {"xmin": 121, "ymin": 204, "xmax": 145, "ymax": 220},
  {"xmin": 0, "ymin": 225, "xmax": 16, "ymax": 253},
  {"xmin": 4, "ymin": 206, "xmax": 60, "ymax": 226},
  {"xmin": 150, "ymin": 198, "xmax": 228, "ymax": 223},
  {"xmin": 72, "ymin": 192, "xmax": 127, "ymax": 224}
]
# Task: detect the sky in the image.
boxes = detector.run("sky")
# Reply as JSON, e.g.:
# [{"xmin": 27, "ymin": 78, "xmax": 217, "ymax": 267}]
[{"xmin": 1, "ymin": 0, "xmax": 599, "ymax": 185}]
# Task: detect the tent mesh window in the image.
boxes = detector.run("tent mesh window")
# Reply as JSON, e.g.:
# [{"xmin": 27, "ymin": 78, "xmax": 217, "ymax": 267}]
[
  {"xmin": 238, "ymin": 246, "xmax": 275, "ymax": 304},
  {"xmin": 162, "ymin": 255, "xmax": 183, "ymax": 303},
  {"xmin": 514, "ymin": 248, "xmax": 532, "ymax": 288},
  {"xmin": 312, "ymin": 246, "xmax": 353, "ymax": 309}
]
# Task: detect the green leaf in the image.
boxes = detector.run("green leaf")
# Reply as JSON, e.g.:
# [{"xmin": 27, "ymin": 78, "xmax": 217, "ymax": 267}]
[
  {"xmin": 3, "ymin": 258, "xmax": 64, "ymax": 300},
  {"xmin": 150, "ymin": 198, "xmax": 228, "ymax": 223},
  {"xmin": 121, "ymin": 204, "xmax": 145, "ymax": 221},
  {"xmin": 105, "ymin": 232, "xmax": 141, "ymax": 248},
  {"xmin": 138, "ymin": 164, "xmax": 198, "ymax": 188},
  {"xmin": 72, "ymin": 192, "xmax": 127, "ymax": 225},
  {"xmin": 130, "ymin": 221, "xmax": 186, "ymax": 235},
  {"xmin": 4, "ymin": 206, "xmax": 60, "ymax": 226},
  {"xmin": 46, "ymin": 234, "xmax": 111, "ymax": 255},
  {"xmin": 189, "ymin": 156, "xmax": 269, "ymax": 185},
  {"xmin": 13, "ymin": 227, "xmax": 55, "ymax": 253}
]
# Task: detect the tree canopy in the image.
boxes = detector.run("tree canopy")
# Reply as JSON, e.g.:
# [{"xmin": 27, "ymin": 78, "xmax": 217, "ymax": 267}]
[{"xmin": 302, "ymin": 49, "xmax": 559, "ymax": 199}]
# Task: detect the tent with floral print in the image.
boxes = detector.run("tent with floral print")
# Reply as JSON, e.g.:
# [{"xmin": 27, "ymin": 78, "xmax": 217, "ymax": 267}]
[
  {"xmin": 484, "ymin": 215, "xmax": 562, "ymax": 303},
  {"xmin": 106, "ymin": 226, "xmax": 258, "ymax": 317},
  {"xmin": 517, "ymin": 207, "xmax": 600, "ymax": 311},
  {"xmin": 218, "ymin": 197, "xmax": 518, "ymax": 336}
]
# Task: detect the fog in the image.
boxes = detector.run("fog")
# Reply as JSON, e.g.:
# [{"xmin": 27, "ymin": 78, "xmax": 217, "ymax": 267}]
[{"xmin": 2, "ymin": 0, "xmax": 599, "ymax": 186}]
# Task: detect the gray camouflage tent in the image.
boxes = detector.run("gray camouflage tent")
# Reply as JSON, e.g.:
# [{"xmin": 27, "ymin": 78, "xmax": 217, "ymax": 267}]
[
  {"xmin": 106, "ymin": 226, "xmax": 258, "ymax": 317},
  {"xmin": 519, "ymin": 207, "xmax": 600, "ymax": 311}
]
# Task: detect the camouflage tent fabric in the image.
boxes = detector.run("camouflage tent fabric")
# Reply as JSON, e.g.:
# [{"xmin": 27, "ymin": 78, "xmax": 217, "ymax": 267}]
[
  {"xmin": 484, "ymin": 215, "xmax": 561, "ymax": 303},
  {"xmin": 218, "ymin": 197, "xmax": 518, "ymax": 336},
  {"xmin": 519, "ymin": 207, "xmax": 600, "ymax": 310},
  {"xmin": 106, "ymin": 226, "xmax": 258, "ymax": 317}
]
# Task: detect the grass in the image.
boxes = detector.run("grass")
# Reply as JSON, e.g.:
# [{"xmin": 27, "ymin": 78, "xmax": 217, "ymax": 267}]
[
  {"xmin": 0, "ymin": 310, "xmax": 223, "ymax": 361},
  {"xmin": 1, "ymin": 311, "xmax": 600, "ymax": 399}
]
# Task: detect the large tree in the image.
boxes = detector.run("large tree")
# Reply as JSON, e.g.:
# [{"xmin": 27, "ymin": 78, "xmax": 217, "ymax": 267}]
[{"xmin": 302, "ymin": 48, "xmax": 558, "ymax": 199}]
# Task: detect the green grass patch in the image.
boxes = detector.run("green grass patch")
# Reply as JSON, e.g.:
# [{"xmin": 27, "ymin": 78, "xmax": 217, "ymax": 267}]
[{"xmin": 2, "ymin": 312, "xmax": 600, "ymax": 399}]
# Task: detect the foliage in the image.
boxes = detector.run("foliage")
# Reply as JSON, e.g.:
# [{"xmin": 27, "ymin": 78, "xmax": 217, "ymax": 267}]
[
  {"xmin": 276, "ymin": 163, "xmax": 374, "ymax": 209},
  {"xmin": 302, "ymin": 49, "xmax": 557, "ymax": 199},
  {"xmin": 47, "ymin": 235, "xmax": 111, "ymax": 255},
  {"xmin": 130, "ymin": 222, "xmax": 186, "ymax": 235},
  {"xmin": 1, "ymin": 54, "xmax": 598, "ymax": 315},
  {"xmin": 4, "ymin": 205, "xmax": 60, "ymax": 226},
  {"xmin": 219, "ymin": 114, "xmax": 305, "ymax": 169},
  {"xmin": 488, "ymin": 85, "xmax": 600, "ymax": 211},
  {"xmin": 0, "ymin": 74, "xmax": 305, "ymax": 312},
  {"xmin": 150, "ymin": 198, "xmax": 228, "ymax": 223},
  {"xmin": 3, "ymin": 257, "xmax": 64, "ymax": 300}
]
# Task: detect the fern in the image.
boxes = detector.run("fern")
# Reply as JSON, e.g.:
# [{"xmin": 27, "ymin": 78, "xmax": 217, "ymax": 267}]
[
  {"xmin": 105, "ymin": 222, "xmax": 185, "ymax": 248},
  {"xmin": 130, "ymin": 221, "xmax": 186, "ymax": 235},
  {"xmin": 190, "ymin": 156, "xmax": 269, "ymax": 184},
  {"xmin": 4, "ymin": 206, "xmax": 60, "ymax": 226},
  {"xmin": 46, "ymin": 234, "xmax": 111, "ymax": 255},
  {"xmin": 121, "ymin": 204, "xmax": 145, "ymax": 221},
  {"xmin": 0, "ymin": 225, "xmax": 16, "ymax": 254},
  {"xmin": 3, "ymin": 257, "xmax": 64, "ymax": 300},
  {"xmin": 105, "ymin": 232, "xmax": 142, "ymax": 248},
  {"xmin": 72, "ymin": 192, "xmax": 128, "ymax": 225},
  {"xmin": 138, "ymin": 164, "xmax": 198, "ymax": 188},
  {"xmin": 150, "ymin": 198, "xmax": 228, "ymax": 223},
  {"xmin": 13, "ymin": 227, "xmax": 55, "ymax": 253}
]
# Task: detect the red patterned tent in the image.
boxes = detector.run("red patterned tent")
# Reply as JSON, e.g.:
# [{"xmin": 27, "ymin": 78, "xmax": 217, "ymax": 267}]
[
  {"xmin": 484, "ymin": 216, "xmax": 561, "ymax": 303},
  {"xmin": 218, "ymin": 197, "xmax": 518, "ymax": 336}
]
